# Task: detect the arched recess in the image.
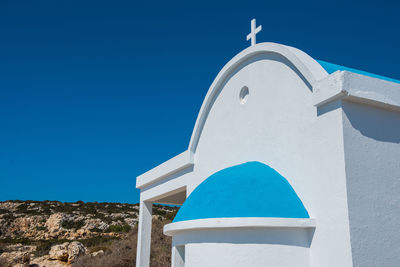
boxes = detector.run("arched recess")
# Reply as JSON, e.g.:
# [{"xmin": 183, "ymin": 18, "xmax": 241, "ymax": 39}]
[{"xmin": 188, "ymin": 42, "xmax": 328, "ymax": 153}]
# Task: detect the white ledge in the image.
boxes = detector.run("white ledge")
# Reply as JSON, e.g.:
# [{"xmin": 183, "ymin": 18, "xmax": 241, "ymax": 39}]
[
  {"xmin": 164, "ymin": 217, "xmax": 316, "ymax": 236},
  {"xmin": 136, "ymin": 150, "xmax": 194, "ymax": 189},
  {"xmin": 313, "ymin": 71, "xmax": 400, "ymax": 111}
]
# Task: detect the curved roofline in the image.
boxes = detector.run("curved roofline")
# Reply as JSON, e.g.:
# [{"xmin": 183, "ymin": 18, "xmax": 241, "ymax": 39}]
[
  {"xmin": 173, "ymin": 161, "xmax": 310, "ymax": 222},
  {"xmin": 188, "ymin": 42, "xmax": 328, "ymax": 153}
]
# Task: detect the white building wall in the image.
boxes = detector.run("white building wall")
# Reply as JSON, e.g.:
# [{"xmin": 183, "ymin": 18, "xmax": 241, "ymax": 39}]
[
  {"xmin": 136, "ymin": 43, "xmax": 400, "ymax": 267},
  {"xmin": 186, "ymin": 243, "xmax": 309, "ymax": 267},
  {"xmin": 173, "ymin": 228, "xmax": 312, "ymax": 267},
  {"xmin": 187, "ymin": 54, "xmax": 353, "ymax": 266},
  {"xmin": 342, "ymin": 101, "xmax": 400, "ymax": 266}
]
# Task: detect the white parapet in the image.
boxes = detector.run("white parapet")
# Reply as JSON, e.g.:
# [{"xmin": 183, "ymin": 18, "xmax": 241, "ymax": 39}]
[{"xmin": 164, "ymin": 217, "xmax": 316, "ymax": 236}]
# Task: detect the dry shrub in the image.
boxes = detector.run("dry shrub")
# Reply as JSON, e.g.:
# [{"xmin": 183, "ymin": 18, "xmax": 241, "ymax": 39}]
[
  {"xmin": 0, "ymin": 258, "xmax": 8, "ymax": 267},
  {"xmin": 73, "ymin": 219, "xmax": 171, "ymax": 267},
  {"xmin": 148, "ymin": 219, "xmax": 172, "ymax": 267}
]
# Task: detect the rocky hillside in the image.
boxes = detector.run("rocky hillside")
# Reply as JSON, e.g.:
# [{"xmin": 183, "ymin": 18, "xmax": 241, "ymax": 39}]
[{"xmin": 0, "ymin": 200, "xmax": 178, "ymax": 267}]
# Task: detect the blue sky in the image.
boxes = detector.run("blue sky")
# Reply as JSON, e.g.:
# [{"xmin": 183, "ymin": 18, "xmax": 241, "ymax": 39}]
[{"xmin": 1, "ymin": 0, "xmax": 399, "ymax": 203}]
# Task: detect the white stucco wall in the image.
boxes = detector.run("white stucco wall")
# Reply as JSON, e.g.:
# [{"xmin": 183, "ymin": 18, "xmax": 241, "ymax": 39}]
[
  {"xmin": 187, "ymin": 52, "xmax": 352, "ymax": 266},
  {"xmin": 136, "ymin": 43, "xmax": 400, "ymax": 267},
  {"xmin": 173, "ymin": 228, "xmax": 312, "ymax": 267},
  {"xmin": 342, "ymin": 101, "xmax": 400, "ymax": 266}
]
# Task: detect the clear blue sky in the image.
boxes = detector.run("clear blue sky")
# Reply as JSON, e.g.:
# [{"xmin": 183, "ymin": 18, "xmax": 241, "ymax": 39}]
[{"xmin": 1, "ymin": 0, "xmax": 399, "ymax": 203}]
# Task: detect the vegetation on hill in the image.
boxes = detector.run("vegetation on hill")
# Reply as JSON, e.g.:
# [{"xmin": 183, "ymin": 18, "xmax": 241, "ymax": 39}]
[
  {"xmin": 0, "ymin": 200, "xmax": 178, "ymax": 267},
  {"xmin": 73, "ymin": 218, "xmax": 171, "ymax": 267}
]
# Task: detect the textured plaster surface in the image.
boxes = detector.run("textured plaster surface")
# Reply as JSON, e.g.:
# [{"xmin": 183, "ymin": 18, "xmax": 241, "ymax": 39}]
[
  {"xmin": 313, "ymin": 71, "xmax": 400, "ymax": 111},
  {"xmin": 174, "ymin": 228, "xmax": 312, "ymax": 267},
  {"xmin": 135, "ymin": 42, "xmax": 400, "ymax": 267},
  {"xmin": 342, "ymin": 101, "xmax": 400, "ymax": 266},
  {"xmin": 190, "ymin": 49, "xmax": 352, "ymax": 266}
]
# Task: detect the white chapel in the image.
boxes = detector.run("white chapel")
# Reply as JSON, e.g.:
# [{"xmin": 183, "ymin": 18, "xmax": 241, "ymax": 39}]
[{"xmin": 135, "ymin": 19, "xmax": 400, "ymax": 267}]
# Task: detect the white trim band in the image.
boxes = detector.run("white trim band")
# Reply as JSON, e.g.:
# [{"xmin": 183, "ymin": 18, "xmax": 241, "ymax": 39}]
[
  {"xmin": 136, "ymin": 150, "xmax": 194, "ymax": 189},
  {"xmin": 164, "ymin": 217, "xmax": 316, "ymax": 236},
  {"xmin": 313, "ymin": 71, "xmax": 400, "ymax": 111}
]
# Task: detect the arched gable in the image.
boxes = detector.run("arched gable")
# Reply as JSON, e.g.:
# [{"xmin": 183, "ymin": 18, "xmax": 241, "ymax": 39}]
[{"xmin": 188, "ymin": 42, "xmax": 328, "ymax": 153}]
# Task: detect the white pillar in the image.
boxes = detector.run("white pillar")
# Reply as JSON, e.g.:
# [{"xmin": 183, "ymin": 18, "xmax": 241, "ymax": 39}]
[
  {"xmin": 171, "ymin": 245, "xmax": 185, "ymax": 267},
  {"xmin": 136, "ymin": 200, "xmax": 152, "ymax": 267}
]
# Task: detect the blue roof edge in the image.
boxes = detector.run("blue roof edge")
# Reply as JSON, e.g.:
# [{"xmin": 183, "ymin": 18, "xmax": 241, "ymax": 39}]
[{"xmin": 317, "ymin": 60, "xmax": 400, "ymax": 84}]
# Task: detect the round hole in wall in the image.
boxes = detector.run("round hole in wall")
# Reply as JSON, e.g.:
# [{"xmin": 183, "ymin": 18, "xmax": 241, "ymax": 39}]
[{"xmin": 239, "ymin": 86, "xmax": 249, "ymax": 104}]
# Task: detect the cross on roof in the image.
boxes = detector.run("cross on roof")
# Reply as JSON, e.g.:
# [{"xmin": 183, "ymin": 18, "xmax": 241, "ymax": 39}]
[{"xmin": 246, "ymin": 19, "xmax": 262, "ymax": 46}]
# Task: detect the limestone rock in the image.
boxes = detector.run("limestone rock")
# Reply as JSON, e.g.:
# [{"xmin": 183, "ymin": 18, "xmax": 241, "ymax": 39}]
[
  {"xmin": 10, "ymin": 216, "xmax": 39, "ymax": 232},
  {"xmin": 46, "ymin": 213, "xmax": 66, "ymax": 233},
  {"xmin": 83, "ymin": 218, "xmax": 108, "ymax": 231},
  {"xmin": 110, "ymin": 213, "xmax": 128, "ymax": 219},
  {"xmin": 0, "ymin": 250, "xmax": 30, "ymax": 266},
  {"xmin": 0, "ymin": 200, "xmax": 171, "ymax": 266},
  {"xmin": 30, "ymin": 255, "xmax": 69, "ymax": 267},
  {"xmin": 124, "ymin": 217, "xmax": 137, "ymax": 227},
  {"xmin": 3, "ymin": 243, "xmax": 36, "ymax": 253},
  {"xmin": 91, "ymin": 250, "xmax": 104, "ymax": 257},
  {"xmin": 0, "ymin": 201, "xmax": 22, "ymax": 211},
  {"xmin": 49, "ymin": 242, "xmax": 69, "ymax": 262},
  {"xmin": 67, "ymin": 241, "xmax": 86, "ymax": 263}
]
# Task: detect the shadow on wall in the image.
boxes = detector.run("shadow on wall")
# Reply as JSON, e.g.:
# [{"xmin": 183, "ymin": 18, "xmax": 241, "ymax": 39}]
[
  {"xmin": 316, "ymin": 99, "xmax": 342, "ymax": 116},
  {"xmin": 343, "ymin": 101, "xmax": 400, "ymax": 143},
  {"xmin": 174, "ymin": 228, "xmax": 315, "ymax": 248}
]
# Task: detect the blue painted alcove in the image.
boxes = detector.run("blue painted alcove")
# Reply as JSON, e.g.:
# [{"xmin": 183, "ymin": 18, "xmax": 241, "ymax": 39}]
[{"xmin": 173, "ymin": 162, "xmax": 309, "ymax": 222}]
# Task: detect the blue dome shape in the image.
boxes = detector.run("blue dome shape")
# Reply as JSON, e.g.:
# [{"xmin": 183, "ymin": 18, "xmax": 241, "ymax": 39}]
[{"xmin": 173, "ymin": 162, "xmax": 309, "ymax": 222}]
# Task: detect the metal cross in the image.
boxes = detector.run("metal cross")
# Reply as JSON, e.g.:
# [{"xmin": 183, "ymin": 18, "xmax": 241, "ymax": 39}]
[{"xmin": 246, "ymin": 19, "xmax": 262, "ymax": 46}]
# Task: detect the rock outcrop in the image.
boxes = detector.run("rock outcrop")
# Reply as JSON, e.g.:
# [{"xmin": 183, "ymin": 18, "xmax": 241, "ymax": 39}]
[
  {"xmin": 0, "ymin": 250, "xmax": 30, "ymax": 267},
  {"xmin": 0, "ymin": 200, "xmax": 178, "ymax": 266},
  {"xmin": 67, "ymin": 241, "xmax": 86, "ymax": 263},
  {"xmin": 49, "ymin": 242, "xmax": 70, "ymax": 262}
]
